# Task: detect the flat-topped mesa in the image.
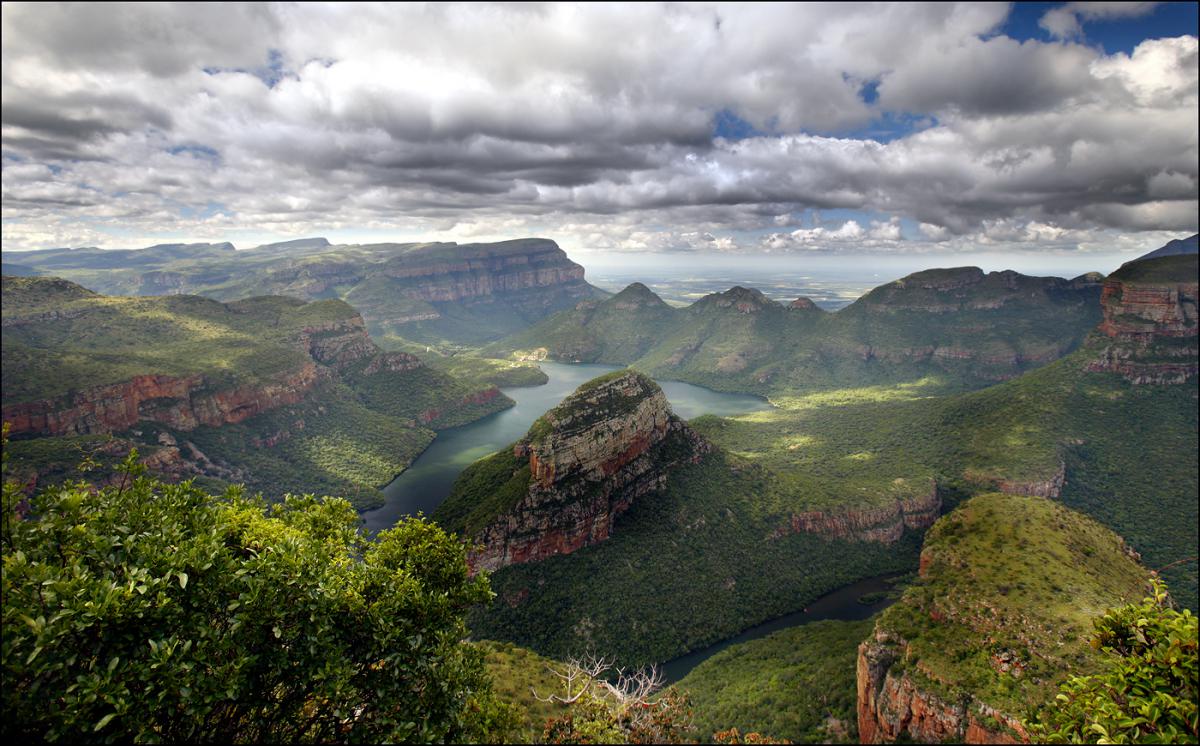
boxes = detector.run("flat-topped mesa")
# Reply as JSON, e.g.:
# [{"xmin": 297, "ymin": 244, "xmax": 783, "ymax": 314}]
[
  {"xmin": 1089, "ymin": 252, "xmax": 1198, "ymax": 384},
  {"xmin": 377, "ymin": 238, "xmax": 590, "ymax": 302},
  {"xmin": 443, "ymin": 370, "xmax": 711, "ymax": 573},
  {"xmin": 850, "ymin": 267, "xmax": 1100, "ymax": 314}
]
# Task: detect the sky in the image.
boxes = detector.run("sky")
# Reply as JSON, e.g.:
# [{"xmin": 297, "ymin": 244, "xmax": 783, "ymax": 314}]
[{"xmin": 2, "ymin": 2, "xmax": 1197, "ymax": 271}]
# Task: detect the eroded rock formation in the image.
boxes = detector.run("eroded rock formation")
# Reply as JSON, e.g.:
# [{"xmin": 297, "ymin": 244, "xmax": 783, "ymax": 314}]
[
  {"xmin": 466, "ymin": 371, "xmax": 710, "ymax": 572},
  {"xmin": 769, "ymin": 485, "xmax": 941, "ymax": 544}
]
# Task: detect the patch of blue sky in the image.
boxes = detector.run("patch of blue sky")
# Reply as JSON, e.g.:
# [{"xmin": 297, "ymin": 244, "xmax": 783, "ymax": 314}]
[
  {"xmin": 178, "ymin": 201, "xmax": 230, "ymax": 220},
  {"xmin": 167, "ymin": 144, "xmax": 221, "ymax": 163},
  {"xmin": 1001, "ymin": 2, "xmax": 1197, "ymax": 54},
  {"xmin": 201, "ymin": 48, "xmax": 295, "ymax": 88}
]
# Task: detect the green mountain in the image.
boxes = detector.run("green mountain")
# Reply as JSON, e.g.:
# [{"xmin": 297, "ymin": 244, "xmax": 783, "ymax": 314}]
[
  {"xmin": 489, "ymin": 267, "xmax": 1105, "ymax": 395},
  {"xmin": 858, "ymin": 492, "xmax": 1150, "ymax": 743},
  {"xmin": 437, "ymin": 369, "xmax": 927, "ymax": 666},
  {"xmin": 1, "ymin": 238, "xmax": 607, "ymax": 347},
  {"xmin": 1, "ymin": 276, "xmax": 513, "ymax": 509}
]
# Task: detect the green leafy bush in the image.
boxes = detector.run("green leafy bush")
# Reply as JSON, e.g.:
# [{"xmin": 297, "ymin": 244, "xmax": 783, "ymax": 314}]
[
  {"xmin": 1032, "ymin": 576, "xmax": 1199, "ymax": 744},
  {"xmin": 1, "ymin": 448, "xmax": 508, "ymax": 743}
]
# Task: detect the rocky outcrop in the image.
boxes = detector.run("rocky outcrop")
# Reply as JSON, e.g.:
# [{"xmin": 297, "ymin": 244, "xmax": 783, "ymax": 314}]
[
  {"xmin": 994, "ymin": 460, "xmax": 1066, "ymax": 499},
  {"xmin": 1089, "ymin": 255, "xmax": 1198, "ymax": 384},
  {"xmin": 857, "ymin": 629, "xmax": 1028, "ymax": 744},
  {"xmin": 298, "ymin": 318, "xmax": 377, "ymax": 368},
  {"xmin": 770, "ymin": 484, "xmax": 940, "ymax": 544},
  {"xmin": 2, "ymin": 363, "xmax": 328, "ymax": 437},
  {"xmin": 789, "ymin": 297, "xmax": 819, "ymax": 311},
  {"xmin": 416, "ymin": 386, "xmax": 504, "ymax": 426},
  {"xmin": 466, "ymin": 371, "xmax": 711, "ymax": 572},
  {"xmin": 380, "ymin": 239, "xmax": 590, "ymax": 304}
]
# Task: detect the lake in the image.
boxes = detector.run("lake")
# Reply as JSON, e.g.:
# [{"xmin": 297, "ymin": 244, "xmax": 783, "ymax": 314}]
[{"xmin": 359, "ymin": 361, "xmax": 771, "ymax": 534}]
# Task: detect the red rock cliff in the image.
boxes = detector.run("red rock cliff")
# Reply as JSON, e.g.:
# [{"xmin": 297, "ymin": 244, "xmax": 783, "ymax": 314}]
[
  {"xmin": 1088, "ymin": 256, "xmax": 1198, "ymax": 384},
  {"xmin": 770, "ymin": 484, "xmax": 941, "ymax": 544},
  {"xmin": 467, "ymin": 371, "xmax": 710, "ymax": 572}
]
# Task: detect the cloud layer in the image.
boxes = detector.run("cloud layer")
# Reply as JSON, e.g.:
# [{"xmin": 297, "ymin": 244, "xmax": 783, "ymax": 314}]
[{"xmin": 2, "ymin": 2, "xmax": 1196, "ymax": 255}]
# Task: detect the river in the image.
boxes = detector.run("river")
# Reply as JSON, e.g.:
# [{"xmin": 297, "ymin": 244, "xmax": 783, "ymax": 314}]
[
  {"xmin": 660, "ymin": 572, "xmax": 905, "ymax": 683},
  {"xmin": 359, "ymin": 361, "xmax": 771, "ymax": 534}
]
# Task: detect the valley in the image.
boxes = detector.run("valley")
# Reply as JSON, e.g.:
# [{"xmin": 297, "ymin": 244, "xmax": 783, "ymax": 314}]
[{"xmin": 3, "ymin": 235, "xmax": 1196, "ymax": 744}]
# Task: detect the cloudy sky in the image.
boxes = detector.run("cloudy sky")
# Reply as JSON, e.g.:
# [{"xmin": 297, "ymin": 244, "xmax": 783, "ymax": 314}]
[{"xmin": 2, "ymin": 2, "xmax": 1197, "ymax": 265}]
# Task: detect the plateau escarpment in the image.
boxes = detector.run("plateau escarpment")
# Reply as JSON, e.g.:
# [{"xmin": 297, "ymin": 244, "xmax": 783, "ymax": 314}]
[
  {"xmin": 436, "ymin": 370, "xmax": 710, "ymax": 572},
  {"xmin": 1088, "ymin": 253, "xmax": 1198, "ymax": 384},
  {"xmin": 857, "ymin": 493, "xmax": 1149, "ymax": 744},
  {"xmin": 2, "ymin": 238, "xmax": 605, "ymax": 346},
  {"xmin": 1, "ymin": 276, "xmax": 511, "ymax": 508}
]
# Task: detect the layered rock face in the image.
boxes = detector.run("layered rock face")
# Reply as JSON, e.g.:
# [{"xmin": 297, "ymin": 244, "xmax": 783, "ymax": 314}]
[
  {"xmin": 380, "ymin": 239, "xmax": 590, "ymax": 304},
  {"xmin": 467, "ymin": 371, "xmax": 710, "ymax": 572},
  {"xmin": 3, "ymin": 311, "xmax": 383, "ymax": 437},
  {"xmin": 857, "ymin": 630, "xmax": 1028, "ymax": 744},
  {"xmin": 770, "ymin": 485, "xmax": 940, "ymax": 543},
  {"xmin": 1089, "ymin": 254, "xmax": 1198, "ymax": 384},
  {"xmin": 3, "ymin": 365, "xmax": 327, "ymax": 437}
]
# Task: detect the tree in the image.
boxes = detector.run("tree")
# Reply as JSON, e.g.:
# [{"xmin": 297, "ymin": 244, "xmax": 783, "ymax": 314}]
[
  {"xmin": 2, "ymin": 442, "xmax": 514, "ymax": 743},
  {"xmin": 1031, "ymin": 576, "xmax": 1198, "ymax": 744},
  {"xmin": 536, "ymin": 654, "xmax": 694, "ymax": 744}
]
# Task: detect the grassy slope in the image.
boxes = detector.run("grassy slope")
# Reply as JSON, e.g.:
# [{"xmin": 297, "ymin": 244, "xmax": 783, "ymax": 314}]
[
  {"xmin": 1, "ymin": 277, "xmax": 347, "ymax": 402},
  {"xmin": 876, "ymin": 492, "xmax": 1150, "ymax": 719},
  {"xmin": 477, "ymin": 640, "xmax": 578, "ymax": 742},
  {"xmin": 939, "ymin": 338, "xmax": 1199, "ymax": 606},
  {"xmin": 676, "ymin": 619, "xmax": 873, "ymax": 744}
]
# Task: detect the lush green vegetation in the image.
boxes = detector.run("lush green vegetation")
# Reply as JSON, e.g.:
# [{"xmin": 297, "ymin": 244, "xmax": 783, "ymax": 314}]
[
  {"xmin": 488, "ymin": 269, "xmax": 1103, "ymax": 397},
  {"xmin": 676, "ymin": 619, "xmax": 871, "ymax": 744},
  {"xmin": 435, "ymin": 449, "xmax": 532, "ymax": 536},
  {"xmin": 1109, "ymin": 253, "xmax": 1199, "ymax": 283},
  {"xmin": 1, "ymin": 451, "xmax": 512, "ymax": 743},
  {"xmin": 940, "ymin": 339, "xmax": 1199, "ymax": 607},
  {"xmin": 3, "ymin": 238, "xmax": 606, "ymax": 347},
  {"xmin": 877, "ymin": 492, "xmax": 1150, "ymax": 719},
  {"xmin": 477, "ymin": 640, "xmax": 579, "ymax": 742},
  {"xmin": 1, "ymin": 277, "xmax": 344, "ymax": 402},
  {"xmin": 467, "ymin": 452, "xmax": 921, "ymax": 667},
  {"xmin": 1030, "ymin": 577, "xmax": 1198, "ymax": 744},
  {"xmin": 2, "ymin": 277, "xmax": 520, "ymax": 511}
]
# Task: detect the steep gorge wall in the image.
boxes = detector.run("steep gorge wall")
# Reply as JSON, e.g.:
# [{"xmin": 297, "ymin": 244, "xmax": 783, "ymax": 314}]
[
  {"xmin": 1088, "ymin": 267, "xmax": 1199, "ymax": 384},
  {"xmin": 770, "ymin": 486, "xmax": 941, "ymax": 544},
  {"xmin": 857, "ymin": 629, "xmax": 1028, "ymax": 744},
  {"xmin": 467, "ymin": 372, "xmax": 711, "ymax": 572}
]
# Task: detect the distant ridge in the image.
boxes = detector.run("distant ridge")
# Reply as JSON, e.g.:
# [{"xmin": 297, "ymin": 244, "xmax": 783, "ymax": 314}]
[
  {"xmin": 1129, "ymin": 233, "xmax": 1198, "ymax": 263},
  {"xmin": 252, "ymin": 237, "xmax": 331, "ymax": 252}
]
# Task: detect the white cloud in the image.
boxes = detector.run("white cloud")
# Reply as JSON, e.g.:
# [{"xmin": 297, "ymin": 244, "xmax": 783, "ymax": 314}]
[{"xmin": 0, "ymin": 3, "xmax": 1196, "ymax": 255}]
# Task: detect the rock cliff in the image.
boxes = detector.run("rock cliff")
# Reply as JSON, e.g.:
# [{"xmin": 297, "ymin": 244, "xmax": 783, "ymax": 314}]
[
  {"xmin": 1088, "ymin": 253, "xmax": 1198, "ymax": 384},
  {"xmin": 769, "ymin": 483, "xmax": 940, "ymax": 543},
  {"xmin": 442, "ymin": 370, "xmax": 710, "ymax": 572},
  {"xmin": 855, "ymin": 493, "xmax": 1150, "ymax": 744}
]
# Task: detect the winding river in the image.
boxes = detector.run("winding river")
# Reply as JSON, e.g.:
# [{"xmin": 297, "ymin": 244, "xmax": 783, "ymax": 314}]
[
  {"xmin": 359, "ymin": 363, "xmax": 901, "ymax": 682},
  {"xmin": 360, "ymin": 361, "xmax": 771, "ymax": 534}
]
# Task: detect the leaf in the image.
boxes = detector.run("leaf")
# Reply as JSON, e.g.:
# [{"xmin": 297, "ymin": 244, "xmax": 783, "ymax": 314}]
[
  {"xmin": 177, "ymin": 572, "xmax": 188, "ymax": 590},
  {"xmin": 273, "ymin": 625, "xmax": 282, "ymax": 639},
  {"xmin": 93, "ymin": 713, "xmax": 116, "ymax": 732}
]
